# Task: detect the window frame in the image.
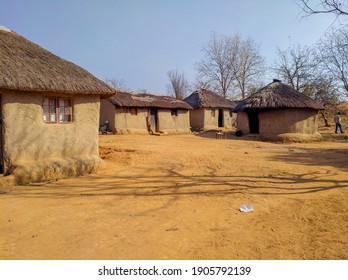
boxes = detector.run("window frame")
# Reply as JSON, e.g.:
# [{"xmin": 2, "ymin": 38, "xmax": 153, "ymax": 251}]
[
  {"xmin": 171, "ymin": 109, "xmax": 178, "ymax": 117},
  {"xmin": 42, "ymin": 97, "xmax": 57, "ymax": 123},
  {"xmin": 42, "ymin": 97, "xmax": 73, "ymax": 124},
  {"xmin": 129, "ymin": 107, "xmax": 138, "ymax": 116}
]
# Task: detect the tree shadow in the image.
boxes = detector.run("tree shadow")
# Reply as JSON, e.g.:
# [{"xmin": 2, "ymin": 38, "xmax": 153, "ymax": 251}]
[
  {"xmin": 269, "ymin": 146, "xmax": 348, "ymax": 172},
  {"xmin": 4, "ymin": 163, "xmax": 347, "ymax": 217},
  {"xmin": 9, "ymin": 166, "xmax": 348, "ymax": 199}
]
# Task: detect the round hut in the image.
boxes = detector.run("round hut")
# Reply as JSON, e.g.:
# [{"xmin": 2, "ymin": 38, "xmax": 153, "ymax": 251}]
[
  {"xmin": 184, "ymin": 89, "xmax": 236, "ymax": 130},
  {"xmin": 234, "ymin": 81, "xmax": 325, "ymax": 141},
  {"xmin": 0, "ymin": 26, "xmax": 115, "ymax": 183}
]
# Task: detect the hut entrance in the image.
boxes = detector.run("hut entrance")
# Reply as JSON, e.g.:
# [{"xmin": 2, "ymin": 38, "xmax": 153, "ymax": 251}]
[
  {"xmin": 248, "ymin": 111, "xmax": 259, "ymax": 134},
  {"xmin": 150, "ymin": 108, "xmax": 159, "ymax": 132},
  {"xmin": 218, "ymin": 109, "xmax": 223, "ymax": 127},
  {"xmin": 0, "ymin": 95, "xmax": 3, "ymax": 174}
]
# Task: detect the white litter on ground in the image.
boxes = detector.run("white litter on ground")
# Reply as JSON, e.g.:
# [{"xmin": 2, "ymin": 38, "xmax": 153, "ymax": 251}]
[{"xmin": 240, "ymin": 204, "xmax": 254, "ymax": 212}]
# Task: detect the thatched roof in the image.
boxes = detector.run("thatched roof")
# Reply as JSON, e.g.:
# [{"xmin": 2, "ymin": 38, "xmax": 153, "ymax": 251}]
[
  {"xmin": 234, "ymin": 81, "xmax": 324, "ymax": 112},
  {"xmin": 184, "ymin": 89, "xmax": 236, "ymax": 109},
  {"xmin": 108, "ymin": 91, "xmax": 193, "ymax": 110},
  {"xmin": 0, "ymin": 26, "xmax": 115, "ymax": 95}
]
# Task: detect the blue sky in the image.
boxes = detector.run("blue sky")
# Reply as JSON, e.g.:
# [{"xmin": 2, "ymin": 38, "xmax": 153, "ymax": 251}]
[{"xmin": 0, "ymin": 0, "xmax": 340, "ymax": 95}]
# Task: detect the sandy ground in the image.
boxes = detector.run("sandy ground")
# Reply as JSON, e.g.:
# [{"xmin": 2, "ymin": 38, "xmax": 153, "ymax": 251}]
[{"xmin": 0, "ymin": 129, "xmax": 347, "ymax": 260}]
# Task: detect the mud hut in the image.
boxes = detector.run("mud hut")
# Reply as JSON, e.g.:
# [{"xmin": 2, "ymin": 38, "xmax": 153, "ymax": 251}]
[
  {"xmin": 184, "ymin": 89, "xmax": 236, "ymax": 130},
  {"xmin": 234, "ymin": 80, "xmax": 325, "ymax": 141},
  {"xmin": 0, "ymin": 26, "xmax": 116, "ymax": 183},
  {"xmin": 100, "ymin": 91, "xmax": 192, "ymax": 134}
]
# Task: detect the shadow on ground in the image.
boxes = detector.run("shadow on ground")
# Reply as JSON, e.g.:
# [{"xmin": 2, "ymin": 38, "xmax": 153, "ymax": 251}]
[
  {"xmin": 5, "ymin": 166, "xmax": 347, "ymax": 200},
  {"xmin": 270, "ymin": 145, "xmax": 348, "ymax": 172}
]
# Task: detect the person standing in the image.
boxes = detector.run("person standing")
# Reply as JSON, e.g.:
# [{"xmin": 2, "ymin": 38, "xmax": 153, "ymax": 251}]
[{"xmin": 334, "ymin": 112, "xmax": 344, "ymax": 133}]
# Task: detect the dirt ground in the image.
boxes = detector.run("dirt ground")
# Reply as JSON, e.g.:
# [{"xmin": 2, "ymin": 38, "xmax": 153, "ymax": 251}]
[{"xmin": 1, "ymin": 128, "xmax": 347, "ymax": 260}]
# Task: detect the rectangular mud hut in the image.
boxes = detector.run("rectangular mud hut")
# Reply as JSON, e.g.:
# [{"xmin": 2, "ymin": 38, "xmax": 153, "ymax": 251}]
[
  {"xmin": 0, "ymin": 26, "xmax": 116, "ymax": 183},
  {"xmin": 100, "ymin": 91, "xmax": 192, "ymax": 134},
  {"xmin": 184, "ymin": 89, "xmax": 236, "ymax": 131},
  {"xmin": 233, "ymin": 80, "xmax": 325, "ymax": 142}
]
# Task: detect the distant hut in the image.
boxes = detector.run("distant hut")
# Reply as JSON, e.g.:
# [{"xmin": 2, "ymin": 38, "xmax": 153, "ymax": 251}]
[
  {"xmin": 184, "ymin": 89, "xmax": 236, "ymax": 131},
  {"xmin": 234, "ymin": 80, "xmax": 325, "ymax": 141},
  {"xmin": 100, "ymin": 91, "xmax": 192, "ymax": 134},
  {"xmin": 0, "ymin": 26, "xmax": 115, "ymax": 183}
]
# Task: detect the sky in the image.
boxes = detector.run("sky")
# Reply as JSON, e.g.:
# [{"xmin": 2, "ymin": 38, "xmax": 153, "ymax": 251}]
[{"xmin": 0, "ymin": 0, "xmax": 341, "ymax": 95}]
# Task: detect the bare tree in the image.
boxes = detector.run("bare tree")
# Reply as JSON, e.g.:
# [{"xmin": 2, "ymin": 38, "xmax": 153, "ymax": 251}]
[
  {"xmin": 272, "ymin": 45, "xmax": 318, "ymax": 91},
  {"xmin": 297, "ymin": 0, "xmax": 348, "ymax": 17},
  {"xmin": 233, "ymin": 38, "xmax": 266, "ymax": 99},
  {"xmin": 318, "ymin": 26, "xmax": 348, "ymax": 98},
  {"xmin": 195, "ymin": 33, "xmax": 238, "ymax": 99},
  {"xmin": 193, "ymin": 77, "xmax": 216, "ymax": 92},
  {"xmin": 105, "ymin": 78, "xmax": 128, "ymax": 91},
  {"xmin": 195, "ymin": 32, "xmax": 265, "ymax": 100},
  {"xmin": 303, "ymin": 76, "xmax": 339, "ymax": 126},
  {"xmin": 167, "ymin": 69, "xmax": 189, "ymax": 100}
]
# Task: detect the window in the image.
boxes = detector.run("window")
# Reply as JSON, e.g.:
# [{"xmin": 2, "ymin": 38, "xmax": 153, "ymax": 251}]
[
  {"xmin": 171, "ymin": 109, "xmax": 178, "ymax": 117},
  {"xmin": 59, "ymin": 98, "xmax": 72, "ymax": 122},
  {"xmin": 129, "ymin": 108, "xmax": 137, "ymax": 115},
  {"xmin": 43, "ymin": 97, "xmax": 72, "ymax": 123},
  {"xmin": 229, "ymin": 110, "xmax": 233, "ymax": 117},
  {"xmin": 43, "ymin": 97, "xmax": 57, "ymax": 122},
  {"xmin": 211, "ymin": 109, "xmax": 215, "ymax": 117}
]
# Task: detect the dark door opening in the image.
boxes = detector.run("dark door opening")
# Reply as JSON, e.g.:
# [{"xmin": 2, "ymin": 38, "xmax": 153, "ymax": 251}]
[
  {"xmin": 248, "ymin": 111, "xmax": 259, "ymax": 134},
  {"xmin": 218, "ymin": 109, "xmax": 223, "ymax": 127},
  {"xmin": 150, "ymin": 108, "xmax": 158, "ymax": 132}
]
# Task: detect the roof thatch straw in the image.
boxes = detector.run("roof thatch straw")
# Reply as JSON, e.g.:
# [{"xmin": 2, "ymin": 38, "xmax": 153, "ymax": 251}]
[
  {"xmin": 0, "ymin": 26, "xmax": 115, "ymax": 95},
  {"xmin": 108, "ymin": 91, "xmax": 193, "ymax": 110},
  {"xmin": 184, "ymin": 89, "xmax": 236, "ymax": 109},
  {"xmin": 234, "ymin": 81, "xmax": 324, "ymax": 112}
]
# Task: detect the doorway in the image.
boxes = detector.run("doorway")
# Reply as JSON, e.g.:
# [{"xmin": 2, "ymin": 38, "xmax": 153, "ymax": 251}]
[
  {"xmin": 150, "ymin": 108, "xmax": 158, "ymax": 132},
  {"xmin": 218, "ymin": 109, "xmax": 223, "ymax": 127},
  {"xmin": 248, "ymin": 111, "xmax": 259, "ymax": 134}
]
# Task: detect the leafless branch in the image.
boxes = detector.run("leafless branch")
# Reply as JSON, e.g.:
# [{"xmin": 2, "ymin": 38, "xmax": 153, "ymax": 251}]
[
  {"xmin": 195, "ymin": 32, "xmax": 265, "ymax": 99},
  {"xmin": 297, "ymin": 0, "xmax": 348, "ymax": 16},
  {"xmin": 167, "ymin": 69, "xmax": 189, "ymax": 100}
]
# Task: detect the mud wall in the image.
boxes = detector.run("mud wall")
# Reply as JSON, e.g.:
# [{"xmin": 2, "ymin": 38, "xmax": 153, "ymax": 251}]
[
  {"xmin": 203, "ymin": 108, "xmax": 235, "ymax": 130},
  {"xmin": 2, "ymin": 90, "xmax": 101, "ymax": 182},
  {"xmin": 259, "ymin": 108, "xmax": 319, "ymax": 136},
  {"xmin": 237, "ymin": 112, "xmax": 249, "ymax": 133},
  {"xmin": 157, "ymin": 109, "xmax": 191, "ymax": 134},
  {"xmin": 189, "ymin": 108, "xmax": 205, "ymax": 130},
  {"xmin": 237, "ymin": 108, "xmax": 319, "ymax": 136},
  {"xmin": 104, "ymin": 105, "xmax": 191, "ymax": 134},
  {"xmin": 203, "ymin": 108, "xmax": 217, "ymax": 129},
  {"xmin": 114, "ymin": 107, "xmax": 149, "ymax": 134},
  {"xmin": 223, "ymin": 109, "xmax": 235, "ymax": 129}
]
